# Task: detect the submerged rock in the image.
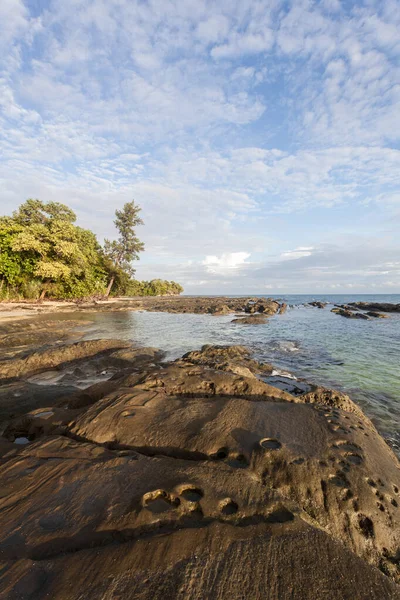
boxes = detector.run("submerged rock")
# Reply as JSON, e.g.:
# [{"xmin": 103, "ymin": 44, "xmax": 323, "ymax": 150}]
[
  {"xmin": 231, "ymin": 314, "xmax": 269, "ymax": 325},
  {"xmin": 331, "ymin": 308, "xmax": 370, "ymax": 320},
  {"xmin": 0, "ymin": 343, "xmax": 399, "ymax": 599}
]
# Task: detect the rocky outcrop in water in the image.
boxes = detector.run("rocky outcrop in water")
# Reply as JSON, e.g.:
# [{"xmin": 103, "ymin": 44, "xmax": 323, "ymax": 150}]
[
  {"xmin": 331, "ymin": 308, "xmax": 370, "ymax": 320},
  {"xmin": 350, "ymin": 302, "xmax": 400, "ymax": 313},
  {"xmin": 0, "ymin": 296, "xmax": 285, "ymax": 318},
  {"xmin": 0, "ymin": 343, "xmax": 399, "ymax": 599},
  {"xmin": 231, "ymin": 314, "xmax": 269, "ymax": 325},
  {"xmin": 308, "ymin": 301, "xmax": 328, "ymax": 309}
]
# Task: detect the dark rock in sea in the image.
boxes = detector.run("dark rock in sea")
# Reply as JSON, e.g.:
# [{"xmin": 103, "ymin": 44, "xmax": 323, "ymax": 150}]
[
  {"xmin": 308, "ymin": 301, "xmax": 327, "ymax": 309},
  {"xmin": 336, "ymin": 304, "xmax": 360, "ymax": 311},
  {"xmin": 331, "ymin": 308, "xmax": 370, "ymax": 320},
  {"xmin": 350, "ymin": 302, "xmax": 400, "ymax": 313},
  {"xmin": 279, "ymin": 302, "xmax": 288, "ymax": 314},
  {"xmin": 231, "ymin": 314, "xmax": 269, "ymax": 325},
  {"xmin": 365, "ymin": 311, "xmax": 389, "ymax": 319},
  {"xmin": 0, "ymin": 342, "xmax": 399, "ymax": 599}
]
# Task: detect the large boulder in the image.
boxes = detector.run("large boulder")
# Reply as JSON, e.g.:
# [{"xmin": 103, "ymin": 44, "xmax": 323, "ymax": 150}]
[{"xmin": 0, "ymin": 344, "xmax": 399, "ymax": 599}]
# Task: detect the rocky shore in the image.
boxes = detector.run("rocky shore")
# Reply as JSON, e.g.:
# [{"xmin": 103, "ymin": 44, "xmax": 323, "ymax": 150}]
[
  {"xmin": 0, "ymin": 318, "xmax": 399, "ymax": 599},
  {"xmin": 0, "ymin": 296, "xmax": 283, "ymax": 320}
]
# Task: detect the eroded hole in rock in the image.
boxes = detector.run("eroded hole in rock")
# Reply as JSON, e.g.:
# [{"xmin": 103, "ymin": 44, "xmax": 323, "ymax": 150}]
[
  {"xmin": 358, "ymin": 514, "xmax": 374, "ymax": 538},
  {"xmin": 342, "ymin": 488, "xmax": 353, "ymax": 502},
  {"xmin": 142, "ymin": 490, "xmax": 177, "ymax": 514},
  {"xmin": 227, "ymin": 454, "xmax": 249, "ymax": 469},
  {"xmin": 179, "ymin": 487, "xmax": 203, "ymax": 502},
  {"xmin": 14, "ymin": 437, "xmax": 30, "ymax": 445},
  {"xmin": 219, "ymin": 499, "xmax": 238, "ymax": 515},
  {"xmin": 121, "ymin": 410, "xmax": 136, "ymax": 418},
  {"xmin": 210, "ymin": 447, "xmax": 228, "ymax": 460},
  {"xmin": 260, "ymin": 438, "xmax": 282, "ymax": 451},
  {"xmin": 328, "ymin": 473, "xmax": 349, "ymax": 488},
  {"xmin": 336, "ymin": 441, "xmax": 362, "ymax": 453},
  {"xmin": 346, "ymin": 453, "xmax": 363, "ymax": 465},
  {"xmin": 266, "ymin": 506, "xmax": 294, "ymax": 523},
  {"xmin": 292, "ymin": 457, "xmax": 305, "ymax": 465},
  {"xmin": 33, "ymin": 411, "xmax": 54, "ymax": 419}
]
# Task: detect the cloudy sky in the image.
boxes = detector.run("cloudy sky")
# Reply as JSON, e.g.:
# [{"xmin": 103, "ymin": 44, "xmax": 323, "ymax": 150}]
[{"xmin": 1, "ymin": 0, "xmax": 400, "ymax": 293}]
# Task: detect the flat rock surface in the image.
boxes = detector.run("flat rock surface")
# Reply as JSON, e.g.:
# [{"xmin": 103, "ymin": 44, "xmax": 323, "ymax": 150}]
[{"xmin": 0, "ymin": 344, "xmax": 399, "ymax": 599}]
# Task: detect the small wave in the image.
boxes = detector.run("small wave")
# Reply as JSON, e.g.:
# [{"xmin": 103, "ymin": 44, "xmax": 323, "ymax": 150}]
[
  {"xmin": 273, "ymin": 340, "xmax": 300, "ymax": 353},
  {"xmin": 271, "ymin": 369, "xmax": 297, "ymax": 380}
]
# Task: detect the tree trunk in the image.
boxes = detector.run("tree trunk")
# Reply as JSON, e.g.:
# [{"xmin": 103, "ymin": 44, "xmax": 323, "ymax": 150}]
[
  {"xmin": 105, "ymin": 276, "xmax": 115, "ymax": 298},
  {"xmin": 39, "ymin": 289, "xmax": 46, "ymax": 302}
]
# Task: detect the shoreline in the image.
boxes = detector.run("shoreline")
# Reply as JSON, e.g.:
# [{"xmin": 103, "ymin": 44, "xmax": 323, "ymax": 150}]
[{"xmin": 0, "ymin": 296, "xmax": 285, "ymax": 322}]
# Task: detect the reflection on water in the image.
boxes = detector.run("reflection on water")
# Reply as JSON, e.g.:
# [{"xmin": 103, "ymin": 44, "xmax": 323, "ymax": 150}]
[{"xmin": 43, "ymin": 294, "xmax": 400, "ymax": 454}]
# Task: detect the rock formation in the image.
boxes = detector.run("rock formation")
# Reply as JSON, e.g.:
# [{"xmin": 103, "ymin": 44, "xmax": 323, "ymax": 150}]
[
  {"xmin": 331, "ymin": 308, "xmax": 370, "ymax": 319},
  {"xmin": 308, "ymin": 301, "xmax": 327, "ymax": 309},
  {"xmin": 0, "ymin": 343, "xmax": 399, "ymax": 599}
]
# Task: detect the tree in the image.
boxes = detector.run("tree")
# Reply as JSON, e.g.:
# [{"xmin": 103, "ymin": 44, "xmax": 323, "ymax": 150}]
[
  {"xmin": 13, "ymin": 199, "xmax": 76, "ymax": 227},
  {"xmin": 103, "ymin": 200, "xmax": 144, "ymax": 297},
  {"xmin": 0, "ymin": 198, "xmax": 183, "ymax": 301},
  {"xmin": 4, "ymin": 200, "xmax": 107, "ymax": 300}
]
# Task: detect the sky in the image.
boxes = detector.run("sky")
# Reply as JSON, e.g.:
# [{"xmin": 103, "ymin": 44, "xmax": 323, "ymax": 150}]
[{"xmin": 1, "ymin": 0, "xmax": 400, "ymax": 294}]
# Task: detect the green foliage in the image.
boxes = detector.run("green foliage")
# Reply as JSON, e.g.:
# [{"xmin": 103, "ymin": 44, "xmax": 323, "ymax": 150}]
[
  {"xmin": 104, "ymin": 200, "xmax": 144, "ymax": 295},
  {"xmin": 112, "ymin": 278, "xmax": 184, "ymax": 297},
  {"xmin": 1, "ymin": 200, "xmax": 107, "ymax": 299},
  {"xmin": 13, "ymin": 199, "xmax": 76, "ymax": 226},
  {"xmin": 0, "ymin": 199, "xmax": 183, "ymax": 301}
]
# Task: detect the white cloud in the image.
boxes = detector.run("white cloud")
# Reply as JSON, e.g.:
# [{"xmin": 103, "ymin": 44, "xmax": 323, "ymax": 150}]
[
  {"xmin": 280, "ymin": 247, "xmax": 315, "ymax": 260},
  {"xmin": 202, "ymin": 252, "xmax": 251, "ymax": 274}
]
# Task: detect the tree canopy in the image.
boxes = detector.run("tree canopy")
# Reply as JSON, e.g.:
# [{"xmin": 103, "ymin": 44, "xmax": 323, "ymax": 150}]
[
  {"xmin": 0, "ymin": 199, "xmax": 183, "ymax": 301},
  {"xmin": 103, "ymin": 200, "xmax": 144, "ymax": 296}
]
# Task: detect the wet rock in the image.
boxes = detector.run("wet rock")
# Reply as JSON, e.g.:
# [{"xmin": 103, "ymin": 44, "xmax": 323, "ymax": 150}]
[
  {"xmin": 0, "ymin": 343, "xmax": 399, "ymax": 598},
  {"xmin": 279, "ymin": 302, "xmax": 288, "ymax": 314},
  {"xmin": 350, "ymin": 302, "xmax": 400, "ymax": 313},
  {"xmin": 365, "ymin": 311, "xmax": 389, "ymax": 319},
  {"xmin": 308, "ymin": 302, "xmax": 327, "ymax": 309},
  {"xmin": 331, "ymin": 308, "xmax": 370, "ymax": 320},
  {"xmin": 0, "ymin": 339, "xmax": 131, "ymax": 381},
  {"xmin": 231, "ymin": 314, "xmax": 269, "ymax": 325},
  {"xmin": 299, "ymin": 385, "xmax": 365, "ymax": 418},
  {"xmin": 179, "ymin": 345, "xmax": 274, "ymax": 376}
]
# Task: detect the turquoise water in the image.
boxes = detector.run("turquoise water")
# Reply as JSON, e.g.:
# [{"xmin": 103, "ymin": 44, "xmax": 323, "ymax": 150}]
[{"xmin": 72, "ymin": 294, "xmax": 400, "ymax": 454}]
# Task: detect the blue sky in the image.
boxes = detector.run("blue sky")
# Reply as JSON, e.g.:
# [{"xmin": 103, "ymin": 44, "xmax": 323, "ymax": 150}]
[{"xmin": 1, "ymin": 0, "xmax": 400, "ymax": 293}]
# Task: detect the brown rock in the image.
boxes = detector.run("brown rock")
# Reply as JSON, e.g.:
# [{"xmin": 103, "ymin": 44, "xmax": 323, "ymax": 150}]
[
  {"xmin": 231, "ymin": 314, "xmax": 269, "ymax": 324},
  {"xmin": 0, "ymin": 343, "xmax": 399, "ymax": 598},
  {"xmin": 331, "ymin": 308, "xmax": 369, "ymax": 320},
  {"xmin": 0, "ymin": 339, "xmax": 131, "ymax": 381}
]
